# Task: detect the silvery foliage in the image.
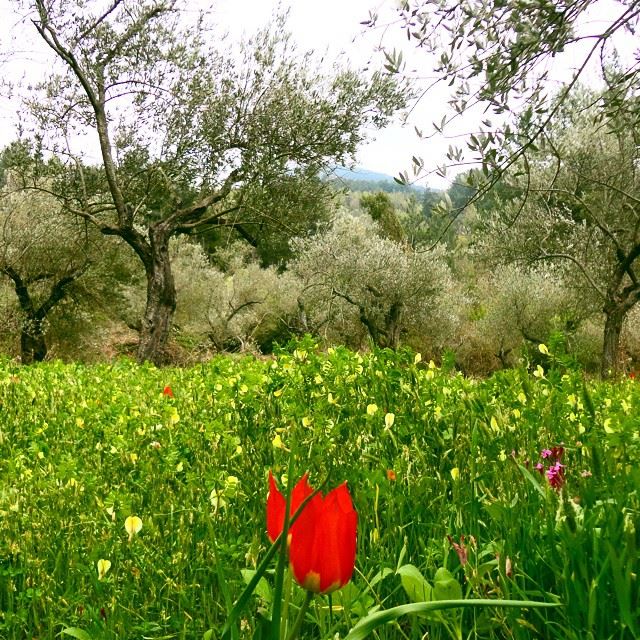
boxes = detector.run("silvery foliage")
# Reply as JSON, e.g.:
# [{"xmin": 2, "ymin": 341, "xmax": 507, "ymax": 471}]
[
  {"xmin": 170, "ymin": 239, "xmax": 301, "ymax": 351},
  {"xmin": 0, "ymin": 180, "xmax": 128, "ymax": 351},
  {"xmin": 292, "ymin": 211, "xmax": 459, "ymax": 350},
  {"xmin": 456, "ymin": 264, "xmax": 597, "ymax": 372},
  {"xmin": 478, "ymin": 99, "xmax": 639, "ymax": 305}
]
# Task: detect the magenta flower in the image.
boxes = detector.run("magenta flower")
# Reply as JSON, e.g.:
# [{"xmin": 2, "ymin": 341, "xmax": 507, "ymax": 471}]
[
  {"xmin": 546, "ymin": 462, "xmax": 565, "ymax": 490},
  {"xmin": 534, "ymin": 462, "xmax": 544, "ymax": 474},
  {"xmin": 541, "ymin": 449, "xmax": 552, "ymax": 459}
]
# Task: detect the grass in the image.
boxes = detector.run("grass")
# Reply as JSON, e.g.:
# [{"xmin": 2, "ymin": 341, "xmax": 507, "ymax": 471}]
[{"xmin": 0, "ymin": 339, "xmax": 638, "ymax": 639}]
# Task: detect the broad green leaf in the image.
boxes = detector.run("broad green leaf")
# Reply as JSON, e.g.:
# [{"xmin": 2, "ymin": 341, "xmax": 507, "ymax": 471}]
[
  {"xmin": 397, "ymin": 564, "xmax": 432, "ymax": 603},
  {"xmin": 433, "ymin": 568, "xmax": 462, "ymax": 601},
  {"xmin": 344, "ymin": 599, "xmax": 561, "ymax": 640},
  {"xmin": 58, "ymin": 629, "xmax": 93, "ymax": 640}
]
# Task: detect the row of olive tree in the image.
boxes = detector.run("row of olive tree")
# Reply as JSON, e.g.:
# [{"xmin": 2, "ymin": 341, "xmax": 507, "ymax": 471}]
[
  {"xmin": 4, "ymin": 0, "xmax": 405, "ymax": 364},
  {"xmin": 2, "ymin": 189, "xmax": 637, "ymax": 373}
]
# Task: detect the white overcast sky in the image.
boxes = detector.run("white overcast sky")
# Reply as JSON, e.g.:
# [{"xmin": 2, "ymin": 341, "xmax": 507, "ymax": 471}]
[{"xmin": 0, "ymin": 0, "xmax": 634, "ymax": 188}]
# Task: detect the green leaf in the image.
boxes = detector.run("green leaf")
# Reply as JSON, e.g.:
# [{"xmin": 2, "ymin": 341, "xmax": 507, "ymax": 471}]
[
  {"xmin": 397, "ymin": 564, "xmax": 432, "ymax": 603},
  {"xmin": 368, "ymin": 567, "xmax": 394, "ymax": 590},
  {"xmin": 241, "ymin": 569, "xmax": 272, "ymax": 604},
  {"xmin": 433, "ymin": 568, "xmax": 462, "ymax": 601},
  {"xmin": 58, "ymin": 629, "xmax": 93, "ymax": 640},
  {"xmin": 344, "ymin": 599, "xmax": 561, "ymax": 640},
  {"xmin": 517, "ymin": 463, "xmax": 547, "ymax": 498}
]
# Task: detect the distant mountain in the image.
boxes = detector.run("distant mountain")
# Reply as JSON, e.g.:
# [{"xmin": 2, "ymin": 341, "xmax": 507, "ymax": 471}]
[{"xmin": 325, "ymin": 166, "xmax": 425, "ymax": 193}]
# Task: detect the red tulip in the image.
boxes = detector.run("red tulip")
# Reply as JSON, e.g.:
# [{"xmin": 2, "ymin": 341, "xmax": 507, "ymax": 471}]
[
  {"xmin": 163, "ymin": 385, "xmax": 173, "ymax": 398},
  {"xmin": 266, "ymin": 471, "xmax": 314, "ymax": 543},
  {"xmin": 266, "ymin": 472, "xmax": 357, "ymax": 594}
]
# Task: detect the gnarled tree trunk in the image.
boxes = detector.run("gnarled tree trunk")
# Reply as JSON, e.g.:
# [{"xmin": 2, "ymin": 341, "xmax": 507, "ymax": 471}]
[
  {"xmin": 136, "ymin": 227, "xmax": 176, "ymax": 366},
  {"xmin": 602, "ymin": 303, "xmax": 625, "ymax": 379},
  {"xmin": 20, "ymin": 317, "xmax": 48, "ymax": 364},
  {"xmin": 601, "ymin": 285, "xmax": 640, "ymax": 378},
  {"xmin": 2, "ymin": 265, "xmax": 84, "ymax": 365}
]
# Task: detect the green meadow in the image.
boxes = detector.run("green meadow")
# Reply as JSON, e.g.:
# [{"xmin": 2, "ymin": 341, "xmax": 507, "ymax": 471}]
[{"xmin": 1, "ymin": 341, "xmax": 638, "ymax": 639}]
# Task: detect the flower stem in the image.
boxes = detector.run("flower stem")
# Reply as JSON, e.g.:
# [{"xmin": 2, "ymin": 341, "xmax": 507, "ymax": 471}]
[
  {"xmin": 286, "ymin": 591, "xmax": 314, "ymax": 640},
  {"xmin": 271, "ymin": 455, "xmax": 296, "ymax": 640}
]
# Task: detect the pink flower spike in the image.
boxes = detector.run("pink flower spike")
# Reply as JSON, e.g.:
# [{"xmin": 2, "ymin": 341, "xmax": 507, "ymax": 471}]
[
  {"xmin": 546, "ymin": 462, "xmax": 565, "ymax": 490},
  {"xmin": 541, "ymin": 449, "xmax": 552, "ymax": 459},
  {"xmin": 534, "ymin": 462, "xmax": 544, "ymax": 474}
]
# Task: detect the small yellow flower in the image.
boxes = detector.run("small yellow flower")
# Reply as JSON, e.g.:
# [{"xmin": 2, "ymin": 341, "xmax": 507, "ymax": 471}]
[
  {"xmin": 538, "ymin": 343, "xmax": 549, "ymax": 355},
  {"xmin": 225, "ymin": 475, "xmax": 240, "ymax": 493},
  {"xmin": 124, "ymin": 515, "xmax": 142, "ymax": 542},
  {"xmin": 366, "ymin": 404, "xmax": 378, "ymax": 416},
  {"xmin": 414, "ymin": 353, "xmax": 422, "ymax": 364},
  {"xmin": 302, "ymin": 416, "xmax": 312, "ymax": 428},
  {"xmin": 533, "ymin": 365, "xmax": 545, "ymax": 378},
  {"xmin": 97, "ymin": 558, "xmax": 111, "ymax": 580},
  {"xmin": 384, "ymin": 413, "xmax": 395, "ymax": 430},
  {"xmin": 490, "ymin": 416, "xmax": 499, "ymax": 433},
  {"xmin": 450, "ymin": 467, "xmax": 460, "ymax": 481},
  {"xmin": 209, "ymin": 488, "xmax": 227, "ymax": 513},
  {"xmin": 272, "ymin": 434, "xmax": 285, "ymax": 450}
]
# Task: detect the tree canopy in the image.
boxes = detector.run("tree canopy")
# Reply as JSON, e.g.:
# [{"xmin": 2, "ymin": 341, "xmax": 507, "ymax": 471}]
[{"xmin": 8, "ymin": 0, "xmax": 406, "ymax": 363}]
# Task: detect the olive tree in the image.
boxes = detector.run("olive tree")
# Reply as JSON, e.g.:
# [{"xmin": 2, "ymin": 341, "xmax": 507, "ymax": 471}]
[
  {"xmin": 365, "ymin": 0, "xmax": 640, "ymax": 228},
  {"xmin": 479, "ymin": 96, "xmax": 640, "ymax": 376},
  {"xmin": 455, "ymin": 264, "xmax": 597, "ymax": 372},
  {"xmin": 13, "ymin": 0, "xmax": 405, "ymax": 364},
  {"xmin": 293, "ymin": 212, "xmax": 457, "ymax": 350},
  {"xmin": 0, "ymin": 175, "xmax": 128, "ymax": 362},
  {"xmin": 150, "ymin": 239, "xmax": 301, "ymax": 353}
]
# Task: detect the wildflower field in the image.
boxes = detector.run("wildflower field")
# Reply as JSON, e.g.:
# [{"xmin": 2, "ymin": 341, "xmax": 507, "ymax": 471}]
[{"xmin": 0, "ymin": 342, "xmax": 638, "ymax": 639}]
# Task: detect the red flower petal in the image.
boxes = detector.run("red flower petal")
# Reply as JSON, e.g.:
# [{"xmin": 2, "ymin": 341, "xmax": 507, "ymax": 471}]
[
  {"xmin": 266, "ymin": 471, "xmax": 285, "ymax": 543},
  {"xmin": 266, "ymin": 471, "xmax": 315, "ymax": 543},
  {"xmin": 289, "ymin": 482, "xmax": 357, "ymax": 594}
]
